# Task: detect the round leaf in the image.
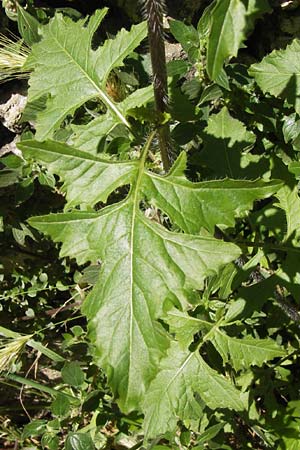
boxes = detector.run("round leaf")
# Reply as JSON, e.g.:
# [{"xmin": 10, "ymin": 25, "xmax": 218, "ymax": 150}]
[
  {"xmin": 61, "ymin": 361, "xmax": 85, "ymax": 387},
  {"xmin": 65, "ymin": 433, "xmax": 95, "ymax": 450}
]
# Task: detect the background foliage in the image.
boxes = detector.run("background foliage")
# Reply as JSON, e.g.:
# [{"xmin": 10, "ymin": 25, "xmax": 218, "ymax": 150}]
[{"xmin": 1, "ymin": 0, "xmax": 300, "ymax": 449}]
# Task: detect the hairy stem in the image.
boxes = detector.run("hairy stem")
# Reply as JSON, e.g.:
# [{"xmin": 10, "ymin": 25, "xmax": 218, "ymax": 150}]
[{"xmin": 142, "ymin": 0, "xmax": 171, "ymax": 171}]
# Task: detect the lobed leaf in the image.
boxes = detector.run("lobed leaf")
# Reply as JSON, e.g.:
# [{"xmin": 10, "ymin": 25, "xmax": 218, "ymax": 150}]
[
  {"xmin": 29, "ymin": 198, "xmax": 240, "ymax": 412},
  {"xmin": 24, "ymin": 10, "xmax": 147, "ymax": 139},
  {"xmin": 143, "ymin": 342, "xmax": 245, "ymax": 439},
  {"xmin": 18, "ymin": 139, "xmax": 138, "ymax": 207},
  {"xmin": 211, "ymin": 329, "xmax": 285, "ymax": 371},
  {"xmin": 142, "ymin": 152, "xmax": 283, "ymax": 233},
  {"xmin": 20, "ymin": 126, "xmax": 283, "ymax": 416}
]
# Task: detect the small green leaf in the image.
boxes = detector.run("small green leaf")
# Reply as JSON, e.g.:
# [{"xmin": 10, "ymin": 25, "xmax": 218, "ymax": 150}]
[
  {"xmin": 200, "ymin": 107, "xmax": 256, "ymax": 178},
  {"xmin": 61, "ymin": 361, "xmax": 85, "ymax": 387},
  {"xmin": 22, "ymin": 420, "xmax": 47, "ymax": 439},
  {"xmin": 198, "ymin": 84, "xmax": 223, "ymax": 105},
  {"xmin": 249, "ymin": 40, "xmax": 300, "ymax": 114},
  {"xmin": 38, "ymin": 171, "xmax": 56, "ymax": 189},
  {"xmin": 12, "ymin": 222, "xmax": 35, "ymax": 247},
  {"xmin": 194, "ymin": 422, "xmax": 225, "ymax": 447},
  {"xmin": 51, "ymin": 393, "xmax": 71, "ymax": 417},
  {"xmin": 71, "ymin": 325, "xmax": 84, "ymax": 337},
  {"xmin": 169, "ymin": 20, "xmax": 199, "ymax": 57},
  {"xmin": 207, "ymin": 0, "xmax": 246, "ymax": 80},
  {"xmin": 0, "ymin": 169, "xmax": 19, "ymax": 188},
  {"xmin": 17, "ymin": 4, "xmax": 40, "ymax": 45},
  {"xmin": 65, "ymin": 433, "xmax": 95, "ymax": 450},
  {"xmin": 41, "ymin": 433, "xmax": 59, "ymax": 450},
  {"xmin": 166, "ymin": 308, "xmax": 211, "ymax": 347},
  {"xmin": 224, "ymin": 299, "xmax": 246, "ymax": 322}
]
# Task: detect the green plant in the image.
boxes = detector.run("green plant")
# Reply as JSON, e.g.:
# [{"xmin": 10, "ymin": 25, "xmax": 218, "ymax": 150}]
[{"xmin": 2, "ymin": 0, "xmax": 300, "ymax": 448}]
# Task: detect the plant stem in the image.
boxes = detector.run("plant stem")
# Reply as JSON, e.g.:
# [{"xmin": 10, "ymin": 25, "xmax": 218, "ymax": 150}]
[
  {"xmin": 158, "ymin": 124, "xmax": 171, "ymax": 172},
  {"xmin": 143, "ymin": 0, "xmax": 171, "ymax": 171}
]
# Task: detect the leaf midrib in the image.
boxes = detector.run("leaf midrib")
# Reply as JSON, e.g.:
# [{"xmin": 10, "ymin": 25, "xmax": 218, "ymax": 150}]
[{"xmin": 126, "ymin": 135, "xmax": 156, "ymax": 405}]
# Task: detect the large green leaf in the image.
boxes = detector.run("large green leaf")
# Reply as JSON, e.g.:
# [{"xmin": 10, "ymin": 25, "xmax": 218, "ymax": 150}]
[
  {"xmin": 249, "ymin": 39, "xmax": 300, "ymax": 114},
  {"xmin": 206, "ymin": 0, "xmax": 246, "ymax": 81},
  {"xmin": 211, "ymin": 329, "xmax": 285, "ymax": 371},
  {"xmin": 20, "ymin": 138, "xmax": 281, "ymax": 419},
  {"xmin": 24, "ymin": 9, "xmax": 147, "ymax": 139},
  {"xmin": 143, "ymin": 342, "xmax": 245, "ymax": 439},
  {"xmin": 29, "ymin": 201, "xmax": 240, "ymax": 412},
  {"xmin": 26, "ymin": 135, "xmax": 242, "ymax": 412}
]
